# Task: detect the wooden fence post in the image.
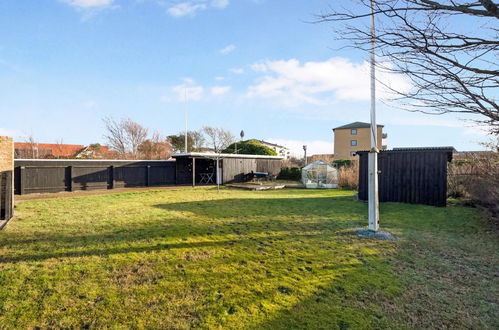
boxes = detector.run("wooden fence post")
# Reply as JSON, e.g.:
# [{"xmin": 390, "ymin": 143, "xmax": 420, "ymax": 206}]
[
  {"xmin": 5, "ymin": 171, "xmax": 12, "ymax": 220},
  {"xmin": 19, "ymin": 166, "xmax": 25, "ymax": 195},
  {"xmin": 110, "ymin": 165, "xmax": 115, "ymax": 189},
  {"xmin": 68, "ymin": 166, "xmax": 74, "ymax": 192},
  {"xmin": 146, "ymin": 165, "xmax": 151, "ymax": 187},
  {"xmin": 192, "ymin": 158, "xmax": 196, "ymax": 187}
]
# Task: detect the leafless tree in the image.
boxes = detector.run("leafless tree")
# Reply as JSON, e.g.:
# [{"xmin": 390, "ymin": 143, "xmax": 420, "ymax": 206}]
[
  {"xmin": 317, "ymin": 0, "xmax": 499, "ymax": 133},
  {"xmin": 19, "ymin": 135, "xmax": 40, "ymax": 159},
  {"xmin": 53, "ymin": 138, "xmax": 66, "ymax": 159},
  {"xmin": 202, "ymin": 126, "xmax": 236, "ymax": 152},
  {"xmin": 103, "ymin": 117, "xmax": 148, "ymax": 159},
  {"xmin": 138, "ymin": 132, "xmax": 174, "ymax": 160},
  {"xmin": 189, "ymin": 130, "xmax": 206, "ymax": 151},
  {"xmin": 103, "ymin": 117, "xmax": 127, "ymax": 156}
]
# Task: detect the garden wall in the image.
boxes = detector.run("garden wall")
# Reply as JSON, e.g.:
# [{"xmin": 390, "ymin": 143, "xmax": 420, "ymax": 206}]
[{"xmin": 0, "ymin": 136, "xmax": 14, "ymax": 224}]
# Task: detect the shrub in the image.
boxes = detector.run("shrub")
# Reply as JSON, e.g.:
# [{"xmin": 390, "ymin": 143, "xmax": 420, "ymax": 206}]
[
  {"xmin": 333, "ymin": 159, "xmax": 352, "ymax": 168},
  {"xmin": 448, "ymin": 143, "xmax": 499, "ymax": 219},
  {"xmin": 337, "ymin": 162, "xmax": 359, "ymax": 189},
  {"xmin": 223, "ymin": 140, "xmax": 277, "ymax": 156},
  {"xmin": 277, "ymin": 167, "xmax": 302, "ymax": 181}
]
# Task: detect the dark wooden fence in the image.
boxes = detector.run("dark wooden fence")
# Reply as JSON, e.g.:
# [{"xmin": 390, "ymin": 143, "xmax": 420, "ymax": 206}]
[
  {"xmin": 14, "ymin": 160, "xmax": 176, "ymax": 195},
  {"xmin": 357, "ymin": 147, "xmax": 454, "ymax": 207},
  {"xmin": 0, "ymin": 171, "xmax": 13, "ymax": 222},
  {"xmin": 222, "ymin": 158, "xmax": 282, "ymax": 183}
]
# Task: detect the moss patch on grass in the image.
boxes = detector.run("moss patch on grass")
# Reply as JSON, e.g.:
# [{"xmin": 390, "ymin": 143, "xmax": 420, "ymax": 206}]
[{"xmin": 0, "ymin": 188, "xmax": 497, "ymax": 328}]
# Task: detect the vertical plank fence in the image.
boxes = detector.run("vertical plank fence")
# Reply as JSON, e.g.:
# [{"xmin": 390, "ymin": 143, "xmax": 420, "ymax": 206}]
[
  {"xmin": 357, "ymin": 147, "xmax": 454, "ymax": 207},
  {"xmin": 14, "ymin": 160, "xmax": 176, "ymax": 195}
]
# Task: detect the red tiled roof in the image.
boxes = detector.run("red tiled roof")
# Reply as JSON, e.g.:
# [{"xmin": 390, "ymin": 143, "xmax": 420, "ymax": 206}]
[{"xmin": 14, "ymin": 143, "xmax": 84, "ymax": 157}]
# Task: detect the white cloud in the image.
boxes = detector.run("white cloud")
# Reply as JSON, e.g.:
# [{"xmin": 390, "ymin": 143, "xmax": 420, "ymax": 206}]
[
  {"xmin": 167, "ymin": 0, "xmax": 229, "ymax": 17},
  {"xmin": 463, "ymin": 125, "xmax": 494, "ymax": 137},
  {"xmin": 171, "ymin": 78, "xmax": 204, "ymax": 101},
  {"xmin": 378, "ymin": 110, "xmax": 492, "ymax": 136},
  {"xmin": 229, "ymin": 67, "xmax": 244, "ymax": 74},
  {"xmin": 211, "ymin": 85, "xmax": 231, "ymax": 95},
  {"xmin": 219, "ymin": 44, "xmax": 236, "ymax": 55},
  {"xmin": 62, "ymin": 0, "xmax": 113, "ymax": 8},
  {"xmin": 211, "ymin": 0, "xmax": 229, "ymax": 8},
  {"xmin": 215, "ymin": 76, "xmax": 225, "ymax": 81},
  {"xmin": 168, "ymin": 2, "xmax": 207, "ymax": 16},
  {"xmin": 266, "ymin": 138, "xmax": 332, "ymax": 157},
  {"xmin": 247, "ymin": 57, "xmax": 411, "ymax": 107}
]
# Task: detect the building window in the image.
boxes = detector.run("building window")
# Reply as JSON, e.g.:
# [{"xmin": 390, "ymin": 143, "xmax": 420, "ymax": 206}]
[
  {"xmin": 351, "ymin": 129, "xmax": 357, "ymax": 135},
  {"xmin": 350, "ymin": 151, "xmax": 356, "ymax": 156},
  {"xmin": 351, "ymin": 140, "xmax": 357, "ymax": 146}
]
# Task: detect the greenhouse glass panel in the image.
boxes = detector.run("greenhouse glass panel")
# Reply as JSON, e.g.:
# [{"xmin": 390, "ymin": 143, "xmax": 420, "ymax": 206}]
[{"xmin": 301, "ymin": 160, "xmax": 338, "ymax": 189}]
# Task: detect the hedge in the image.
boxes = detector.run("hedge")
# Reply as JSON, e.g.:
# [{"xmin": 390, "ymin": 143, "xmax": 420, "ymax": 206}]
[{"xmin": 277, "ymin": 167, "xmax": 302, "ymax": 181}]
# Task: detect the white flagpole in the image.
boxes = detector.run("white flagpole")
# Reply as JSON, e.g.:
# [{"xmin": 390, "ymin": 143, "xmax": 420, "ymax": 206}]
[
  {"xmin": 184, "ymin": 88, "xmax": 188, "ymax": 153},
  {"xmin": 368, "ymin": 0, "xmax": 380, "ymax": 231}
]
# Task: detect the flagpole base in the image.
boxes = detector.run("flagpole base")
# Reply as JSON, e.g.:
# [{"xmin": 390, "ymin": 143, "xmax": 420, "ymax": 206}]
[{"xmin": 356, "ymin": 228, "xmax": 397, "ymax": 241}]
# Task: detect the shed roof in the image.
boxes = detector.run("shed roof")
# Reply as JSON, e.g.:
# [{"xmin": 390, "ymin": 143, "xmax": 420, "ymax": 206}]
[
  {"xmin": 172, "ymin": 152, "xmax": 284, "ymax": 160},
  {"xmin": 355, "ymin": 146, "xmax": 455, "ymax": 161},
  {"xmin": 392, "ymin": 146, "xmax": 456, "ymax": 152},
  {"xmin": 303, "ymin": 160, "xmax": 336, "ymax": 170},
  {"xmin": 333, "ymin": 121, "xmax": 384, "ymax": 130}
]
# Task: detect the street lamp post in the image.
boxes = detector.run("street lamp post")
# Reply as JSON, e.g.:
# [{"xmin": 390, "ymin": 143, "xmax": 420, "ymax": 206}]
[
  {"xmin": 184, "ymin": 88, "xmax": 188, "ymax": 153},
  {"xmin": 236, "ymin": 130, "xmax": 244, "ymax": 154},
  {"xmin": 303, "ymin": 145, "xmax": 307, "ymax": 166}
]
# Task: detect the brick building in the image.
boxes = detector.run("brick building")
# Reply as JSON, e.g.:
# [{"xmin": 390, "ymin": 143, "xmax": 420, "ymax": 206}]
[
  {"xmin": 14, "ymin": 142, "xmax": 84, "ymax": 159},
  {"xmin": 0, "ymin": 136, "xmax": 14, "ymax": 223},
  {"xmin": 333, "ymin": 122, "xmax": 387, "ymax": 160}
]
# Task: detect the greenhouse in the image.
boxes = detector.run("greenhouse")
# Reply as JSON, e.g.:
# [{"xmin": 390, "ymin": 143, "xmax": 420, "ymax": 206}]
[{"xmin": 301, "ymin": 160, "xmax": 338, "ymax": 189}]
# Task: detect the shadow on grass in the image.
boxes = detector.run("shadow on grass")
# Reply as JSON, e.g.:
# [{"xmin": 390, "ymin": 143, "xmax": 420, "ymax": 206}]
[
  {"xmin": 2, "ymin": 196, "xmax": 364, "ymax": 246},
  {"xmin": 2, "ymin": 192, "xmax": 494, "ymax": 328},
  {"xmin": 0, "ymin": 193, "xmax": 409, "ymax": 329},
  {"xmin": 153, "ymin": 196, "xmax": 363, "ymax": 219},
  {"xmin": 248, "ymin": 258, "xmax": 399, "ymax": 330},
  {"xmin": 1, "ymin": 196, "xmax": 367, "ymax": 264},
  {"xmin": 0, "ymin": 240, "xmax": 230, "ymax": 263}
]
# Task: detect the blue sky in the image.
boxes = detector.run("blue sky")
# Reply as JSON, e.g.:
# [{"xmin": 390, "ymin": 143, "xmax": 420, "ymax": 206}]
[{"xmin": 0, "ymin": 0, "xmax": 492, "ymax": 156}]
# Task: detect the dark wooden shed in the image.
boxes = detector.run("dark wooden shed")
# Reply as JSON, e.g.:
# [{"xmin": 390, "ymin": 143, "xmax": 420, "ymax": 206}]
[
  {"xmin": 172, "ymin": 152, "xmax": 283, "ymax": 186},
  {"xmin": 357, "ymin": 147, "xmax": 455, "ymax": 207}
]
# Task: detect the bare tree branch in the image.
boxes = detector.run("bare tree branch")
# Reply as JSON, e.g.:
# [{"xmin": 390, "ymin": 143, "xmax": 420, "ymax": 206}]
[
  {"xmin": 202, "ymin": 126, "xmax": 236, "ymax": 153},
  {"xmin": 103, "ymin": 117, "xmax": 148, "ymax": 159},
  {"xmin": 317, "ymin": 0, "xmax": 499, "ymax": 133}
]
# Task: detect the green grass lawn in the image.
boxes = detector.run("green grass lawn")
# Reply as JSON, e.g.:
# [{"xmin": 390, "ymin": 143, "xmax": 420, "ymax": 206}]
[{"xmin": 0, "ymin": 188, "xmax": 497, "ymax": 329}]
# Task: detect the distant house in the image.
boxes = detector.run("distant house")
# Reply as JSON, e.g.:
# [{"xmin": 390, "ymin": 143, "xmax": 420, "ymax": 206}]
[
  {"xmin": 259, "ymin": 140, "xmax": 290, "ymax": 159},
  {"xmin": 333, "ymin": 122, "xmax": 387, "ymax": 160},
  {"xmin": 75, "ymin": 144, "xmax": 117, "ymax": 159},
  {"xmin": 14, "ymin": 142, "xmax": 84, "ymax": 159}
]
